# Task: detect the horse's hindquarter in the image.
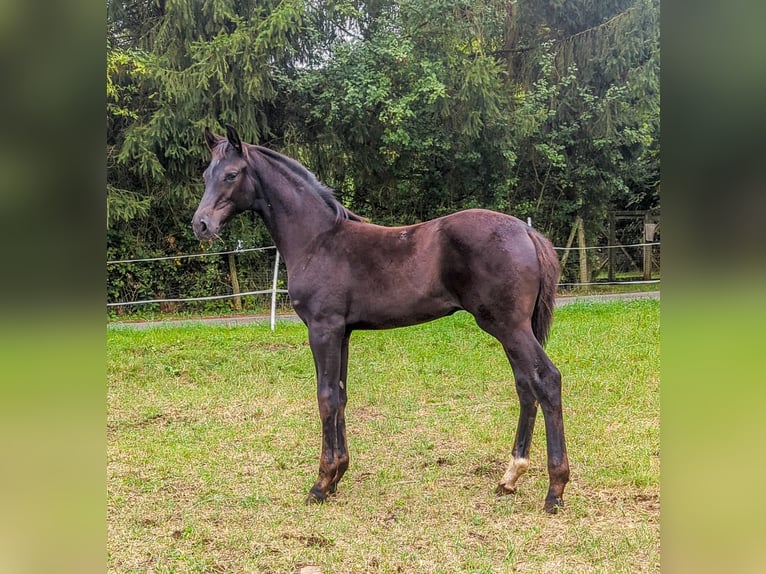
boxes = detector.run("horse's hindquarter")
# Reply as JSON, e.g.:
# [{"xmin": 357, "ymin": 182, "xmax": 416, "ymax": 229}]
[
  {"xmin": 440, "ymin": 209, "xmax": 540, "ymax": 277},
  {"xmin": 437, "ymin": 210, "xmax": 541, "ymax": 312}
]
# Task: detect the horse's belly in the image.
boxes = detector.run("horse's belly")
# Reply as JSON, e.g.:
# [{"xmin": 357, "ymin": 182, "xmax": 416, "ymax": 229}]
[{"xmin": 348, "ymin": 289, "xmax": 461, "ymax": 330}]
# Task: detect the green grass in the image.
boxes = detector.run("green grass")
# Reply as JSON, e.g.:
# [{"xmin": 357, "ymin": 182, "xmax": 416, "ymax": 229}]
[{"xmin": 108, "ymin": 299, "xmax": 659, "ymax": 573}]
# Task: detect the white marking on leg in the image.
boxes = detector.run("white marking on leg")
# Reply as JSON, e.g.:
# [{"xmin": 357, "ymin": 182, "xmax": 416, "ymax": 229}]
[
  {"xmin": 339, "ymin": 380, "xmax": 345, "ymax": 390},
  {"xmin": 500, "ymin": 457, "xmax": 530, "ymax": 491}
]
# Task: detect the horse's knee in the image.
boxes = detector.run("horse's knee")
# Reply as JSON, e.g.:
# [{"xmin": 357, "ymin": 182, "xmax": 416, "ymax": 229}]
[{"xmin": 317, "ymin": 385, "xmax": 339, "ymax": 410}]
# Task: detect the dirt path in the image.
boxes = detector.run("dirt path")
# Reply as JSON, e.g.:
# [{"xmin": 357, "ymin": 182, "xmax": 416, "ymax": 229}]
[{"xmin": 108, "ymin": 291, "xmax": 659, "ymax": 330}]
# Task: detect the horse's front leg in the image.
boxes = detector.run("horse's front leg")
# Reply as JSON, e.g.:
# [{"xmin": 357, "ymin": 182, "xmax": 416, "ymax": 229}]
[
  {"xmin": 306, "ymin": 322, "xmax": 349, "ymax": 503},
  {"xmin": 329, "ymin": 333, "xmax": 350, "ymax": 494}
]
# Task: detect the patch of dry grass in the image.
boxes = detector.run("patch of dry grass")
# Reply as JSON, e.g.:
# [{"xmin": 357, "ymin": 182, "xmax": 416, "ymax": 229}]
[{"xmin": 108, "ymin": 300, "xmax": 659, "ymax": 573}]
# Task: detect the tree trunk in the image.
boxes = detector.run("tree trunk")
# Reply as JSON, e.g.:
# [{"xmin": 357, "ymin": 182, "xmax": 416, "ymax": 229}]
[{"xmin": 559, "ymin": 219, "xmax": 579, "ymax": 270}]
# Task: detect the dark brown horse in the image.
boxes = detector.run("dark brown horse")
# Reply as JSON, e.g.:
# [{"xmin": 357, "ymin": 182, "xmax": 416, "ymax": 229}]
[{"xmin": 192, "ymin": 125, "xmax": 570, "ymax": 513}]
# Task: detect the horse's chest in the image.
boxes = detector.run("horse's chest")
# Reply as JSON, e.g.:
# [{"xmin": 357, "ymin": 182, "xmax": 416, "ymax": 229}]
[{"xmin": 287, "ymin": 277, "xmax": 346, "ymax": 316}]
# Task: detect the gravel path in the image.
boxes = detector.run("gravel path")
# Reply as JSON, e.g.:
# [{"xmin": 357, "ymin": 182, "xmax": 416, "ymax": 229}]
[{"xmin": 108, "ymin": 291, "xmax": 659, "ymax": 330}]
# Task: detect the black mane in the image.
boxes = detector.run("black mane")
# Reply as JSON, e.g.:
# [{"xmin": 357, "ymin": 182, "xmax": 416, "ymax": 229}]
[{"xmin": 254, "ymin": 146, "xmax": 365, "ymax": 224}]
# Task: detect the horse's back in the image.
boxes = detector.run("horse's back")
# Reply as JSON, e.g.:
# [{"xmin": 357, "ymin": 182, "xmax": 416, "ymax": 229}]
[{"xmin": 341, "ymin": 208, "xmax": 542, "ymax": 288}]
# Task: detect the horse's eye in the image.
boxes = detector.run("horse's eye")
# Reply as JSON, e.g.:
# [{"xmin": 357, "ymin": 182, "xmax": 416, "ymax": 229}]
[{"xmin": 225, "ymin": 172, "xmax": 238, "ymax": 182}]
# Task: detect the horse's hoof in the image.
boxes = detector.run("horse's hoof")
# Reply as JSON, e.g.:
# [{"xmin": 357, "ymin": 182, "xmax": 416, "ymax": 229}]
[
  {"xmin": 495, "ymin": 483, "xmax": 516, "ymax": 497},
  {"xmin": 305, "ymin": 489, "xmax": 326, "ymax": 505},
  {"xmin": 544, "ymin": 497, "xmax": 564, "ymax": 514}
]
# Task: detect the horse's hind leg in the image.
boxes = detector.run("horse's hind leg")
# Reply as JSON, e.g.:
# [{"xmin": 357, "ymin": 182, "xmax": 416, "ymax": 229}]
[
  {"xmin": 492, "ymin": 325, "xmax": 570, "ymax": 513},
  {"xmin": 496, "ymin": 377, "xmax": 537, "ymax": 496}
]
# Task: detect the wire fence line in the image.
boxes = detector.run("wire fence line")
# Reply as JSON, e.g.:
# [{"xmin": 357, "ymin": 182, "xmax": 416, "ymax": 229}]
[
  {"xmin": 558, "ymin": 279, "xmax": 659, "ymax": 287},
  {"xmin": 107, "ymin": 241, "xmax": 660, "ymax": 314},
  {"xmin": 107, "ymin": 245, "xmax": 276, "ymax": 265},
  {"xmin": 106, "ymin": 288, "xmax": 288, "ymax": 307},
  {"xmin": 553, "ymin": 242, "xmax": 659, "ymax": 251},
  {"xmin": 107, "ymin": 242, "xmax": 660, "ymax": 266}
]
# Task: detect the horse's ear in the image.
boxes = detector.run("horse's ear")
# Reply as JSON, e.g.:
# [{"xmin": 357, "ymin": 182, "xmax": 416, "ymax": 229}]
[
  {"xmin": 225, "ymin": 124, "xmax": 243, "ymax": 155},
  {"xmin": 204, "ymin": 127, "xmax": 219, "ymax": 150}
]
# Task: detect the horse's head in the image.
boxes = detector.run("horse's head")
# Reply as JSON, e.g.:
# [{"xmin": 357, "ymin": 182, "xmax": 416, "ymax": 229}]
[{"xmin": 192, "ymin": 125, "xmax": 254, "ymax": 241}]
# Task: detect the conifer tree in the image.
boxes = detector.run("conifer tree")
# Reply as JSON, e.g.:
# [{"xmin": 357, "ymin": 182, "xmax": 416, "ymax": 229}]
[{"xmin": 107, "ymin": 0, "xmax": 659, "ymax": 309}]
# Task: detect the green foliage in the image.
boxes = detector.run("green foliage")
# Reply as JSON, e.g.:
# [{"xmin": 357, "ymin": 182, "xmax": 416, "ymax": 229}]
[{"xmin": 107, "ymin": 0, "xmax": 660, "ymax": 311}]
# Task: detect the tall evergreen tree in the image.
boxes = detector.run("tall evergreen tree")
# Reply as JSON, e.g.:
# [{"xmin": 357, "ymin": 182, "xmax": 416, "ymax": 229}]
[{"xmin": 107, "ymin": 0, "xmax": 659, "ymax": 308}]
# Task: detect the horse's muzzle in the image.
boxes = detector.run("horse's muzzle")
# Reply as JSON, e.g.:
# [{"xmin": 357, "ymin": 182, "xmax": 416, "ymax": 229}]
[{"xmin": 192, "ymin": 211, "xmax": 215, "ymax": 240}]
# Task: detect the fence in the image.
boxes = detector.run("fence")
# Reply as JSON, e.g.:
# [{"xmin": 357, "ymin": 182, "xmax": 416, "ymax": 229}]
[
  {"xmin": 555, "ymin": 242, "xmax": 660, "ymax": 287},
  {"xmin": 107, "ymin": 239, "xmax": 660, "ymax": 327},
  {"xmin": 107, "ymin": 245, "xmax": 290, "ymax": 330}
]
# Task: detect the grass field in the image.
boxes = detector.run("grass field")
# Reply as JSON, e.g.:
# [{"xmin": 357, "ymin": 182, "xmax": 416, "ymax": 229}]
[{"xmin": 107, "ymin": 299, "xmax": 659, "ymax": 573}]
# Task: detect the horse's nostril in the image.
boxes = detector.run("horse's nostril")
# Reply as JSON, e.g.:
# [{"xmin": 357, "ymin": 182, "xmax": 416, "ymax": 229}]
[{"xmin": 193, "ymin": 215, "xmax": 209, "ymax": 238}]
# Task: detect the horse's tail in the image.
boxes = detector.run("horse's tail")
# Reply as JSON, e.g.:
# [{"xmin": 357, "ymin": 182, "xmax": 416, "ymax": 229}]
[{"xmin": 527, "ymin": 227, "xmax": 560, "ymax": 347}]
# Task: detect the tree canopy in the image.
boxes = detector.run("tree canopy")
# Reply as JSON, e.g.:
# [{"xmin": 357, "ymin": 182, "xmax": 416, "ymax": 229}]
[{"xmin": 107, "ymin": 0, "xmax": 659, "ymax": 309}]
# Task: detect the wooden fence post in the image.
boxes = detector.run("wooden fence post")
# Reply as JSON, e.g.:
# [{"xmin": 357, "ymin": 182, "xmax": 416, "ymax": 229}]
[
  {"xmin": 228, "ymin": 252, "xmax": 242, "ymax": 311},
  {"xmin": 608, "ymin": 212, "xmax": 616, "ymax": 282},
  {"xmin": 270, "ymin": 250, "xmax": 281, "ymax": 331},
  {"xmin": 576, "ymin": 215, "xmax": 588, "ymax": 284},
  {"xmin": 643, "ymin": 214, "xmax": 657, "ymax": 281}
]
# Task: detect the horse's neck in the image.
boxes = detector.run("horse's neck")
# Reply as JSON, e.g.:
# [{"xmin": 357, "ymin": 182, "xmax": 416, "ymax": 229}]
[{"xmin": 255, "ymin": 157, "xmax": 335, "ymax": 269}]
